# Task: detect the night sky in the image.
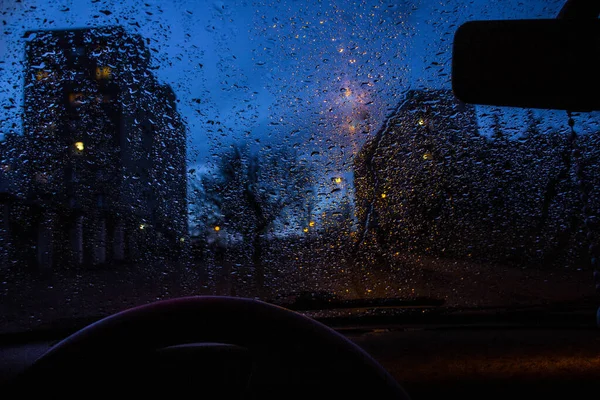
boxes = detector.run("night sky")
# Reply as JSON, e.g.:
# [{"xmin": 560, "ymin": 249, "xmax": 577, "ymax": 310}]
[{"xmin": 2, "ymin": 0, "xmax": 598, "ymax": 181}]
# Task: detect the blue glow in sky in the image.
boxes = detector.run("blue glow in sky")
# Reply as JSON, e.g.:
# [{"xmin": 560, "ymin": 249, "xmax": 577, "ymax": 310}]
[{"xmin": 3, "ymin": 0, "xmax": 597, "ymax": 177}]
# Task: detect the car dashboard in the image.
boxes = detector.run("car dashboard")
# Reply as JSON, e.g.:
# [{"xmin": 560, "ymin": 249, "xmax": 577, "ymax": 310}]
[{"xmin": 1, "ymin": 318, "xmax": 599, "ymax": 400}]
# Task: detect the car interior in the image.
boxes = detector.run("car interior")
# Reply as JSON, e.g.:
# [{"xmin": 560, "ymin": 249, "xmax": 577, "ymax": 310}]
[{"xmin": 1, "ymin": 0, "xmax": 599, "ymax": 398}]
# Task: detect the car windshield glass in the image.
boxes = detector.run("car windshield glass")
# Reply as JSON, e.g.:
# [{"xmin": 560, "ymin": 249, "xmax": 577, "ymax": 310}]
[{"xmin": 1, "ymin": 0, "xmax": 599, "ymax": 333}]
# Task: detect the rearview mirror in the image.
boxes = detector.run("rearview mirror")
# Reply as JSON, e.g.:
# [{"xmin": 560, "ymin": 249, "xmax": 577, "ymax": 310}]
[{"xmin": 452, "ymin": 19, "xmax": 600, "ymax": 111}]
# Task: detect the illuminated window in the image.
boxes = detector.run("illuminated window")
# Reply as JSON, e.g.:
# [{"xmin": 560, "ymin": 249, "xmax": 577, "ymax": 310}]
[
  {"xmin": 381, "ymin": 193, "xmax": 387, "ymax": 199},
  {"xmin": 334, "ymin": 177, "xmax": 342, "ymax": 184},
  {"xmin": 309, "ymin": 221, "xmax": 315, "ymax": 227},
  {"xmin": 303, "ymin": 227, "xmax": 309, "ymax": 233},
  {"xmin": 95, "ymin": 66, "xmax": 112, "ymax": 80},
  {"xmin": 35, "ymin": 70, "xmax": 50, "ymax": 81},
  {"xmin": 74, "ymin": 141, "xmax": 84, "ymax": 152}
]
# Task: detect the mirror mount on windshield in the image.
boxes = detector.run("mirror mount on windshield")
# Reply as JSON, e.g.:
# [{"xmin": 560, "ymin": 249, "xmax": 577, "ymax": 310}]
[{"xmin": 452, "ymin": 6, "xmax": 600, "ymax": 111}]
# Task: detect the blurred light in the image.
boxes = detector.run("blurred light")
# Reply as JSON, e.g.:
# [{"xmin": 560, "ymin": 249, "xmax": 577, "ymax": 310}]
[
  {"xmin": 35, "ymin": 70, "xmax": 49, "ymax": 81},
  {"xmin": 179, "ymin": 237, "xmax": 185, "ymax": 243},
  {"xmin": 418, "ymin": 118, "xmax": 425, "ymax": 126},
  {"xmin": 74, "ymin": 142, "xmax": 84, "ymax": 151},
  {"xmin": 309, "ymin": 221, "xmax": 315, "ymax": 227},
  {"xmin": 214, "ymin": 226, "xmax": 221, "ymax": 232},
  {"xmin": 423, "ymin": 152, "xmax": 433, "ymax": 160},
  {"xmin": 381, "ymin": 193, "xmax": 387, "ymax": 199},
  {"xmin": 335, "ymin": 177, "xmax": 342, "ymax": 184},
  {"xmin": 303, "ymin": 227, "xmax": 309, "ymax": 233},
  {"xmin": 96, "ymin": 66, "xmax": 112, "ymax": 80},
  {"xmin": 139, "ymin": 224, "xmax": 146, "ymax": 230},
  {"xmin": 338, "ymin": 48, "xmax": 344, "ymax": 53}
]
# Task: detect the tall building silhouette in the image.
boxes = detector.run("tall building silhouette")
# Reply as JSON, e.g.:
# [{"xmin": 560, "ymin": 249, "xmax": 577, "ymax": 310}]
[
  {"xmin": 353, "ymin": 89, "xmax": 479, "ymax": 256},
  {"xmin": 1, "ymin": 26, "xmax": 187, "ymax": 269}
]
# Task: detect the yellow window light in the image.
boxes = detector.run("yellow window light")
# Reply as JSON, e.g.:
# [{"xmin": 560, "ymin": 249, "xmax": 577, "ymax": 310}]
[
  {"xmin": 95, "ymin": 66, "xmax": 112, "ymax": 80},
  {"xmin": 74, "ymin": 141, "xmax": 84, "ymax": 152},
  {"xmin": 214, "ymin": 226, "xmax": 221, "ymax": 232},
  {"xmin": 36, "ymin": 70, "xmax": 50, "ymax": 81}
]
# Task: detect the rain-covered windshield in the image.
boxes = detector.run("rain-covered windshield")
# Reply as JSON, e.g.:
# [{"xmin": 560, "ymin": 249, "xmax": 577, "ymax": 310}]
[{"xmin": 0, "ymin": 0, "xmax": 599, "ymax": 333}]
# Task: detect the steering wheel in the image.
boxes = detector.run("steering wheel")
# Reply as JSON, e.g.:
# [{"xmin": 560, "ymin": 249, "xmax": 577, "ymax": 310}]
[{"xmin": 11, "ymin": 296, "xmax": 410, "ymax": 398}]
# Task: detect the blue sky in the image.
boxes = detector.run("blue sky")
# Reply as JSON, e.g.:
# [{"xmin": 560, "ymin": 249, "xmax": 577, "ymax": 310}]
[{"xmin": 2, "ymin": 0, "xmax": 598, "ymax": 180}]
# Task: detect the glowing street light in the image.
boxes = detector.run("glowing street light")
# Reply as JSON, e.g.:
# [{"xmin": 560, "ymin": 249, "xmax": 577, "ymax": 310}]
[
  {"xmin": 381, "ymin": 193, "xmax": 387, "ymax": 199},
  {"xmin": 214, "ymin": 226, "xmax": 221, "ymax": 232}
]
